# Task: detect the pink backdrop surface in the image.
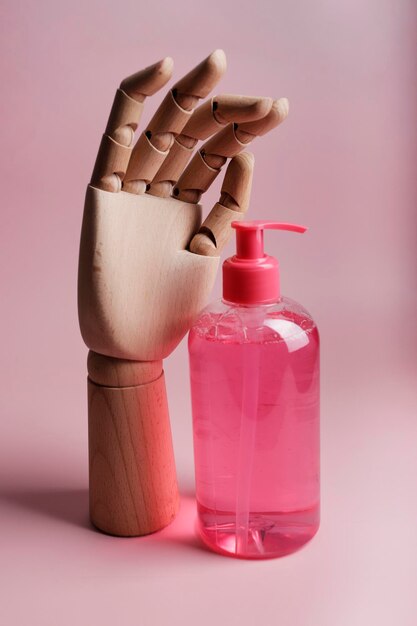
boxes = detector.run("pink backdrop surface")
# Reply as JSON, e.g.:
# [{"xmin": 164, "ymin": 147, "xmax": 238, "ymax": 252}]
[{"xmin": 1, "ymin": 0, "xmax": 416, "ymax": 624}]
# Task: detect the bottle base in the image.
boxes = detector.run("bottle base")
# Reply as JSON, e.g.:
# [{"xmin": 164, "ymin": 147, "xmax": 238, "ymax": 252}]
[{"xmin": 197, "ymin": 502, "xmax": 320, "ymax": 559}]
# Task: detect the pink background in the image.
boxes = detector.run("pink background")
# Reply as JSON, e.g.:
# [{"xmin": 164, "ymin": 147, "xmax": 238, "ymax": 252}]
[{"xmin": 1, "ymin": 0, "xmax": 416, "ymax": 623}]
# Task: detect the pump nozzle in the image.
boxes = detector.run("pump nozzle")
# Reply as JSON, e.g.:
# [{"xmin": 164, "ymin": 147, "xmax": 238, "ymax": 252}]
[{"xmin": 223, "ymin": 220, "xmax": 307, "ymax": 304}]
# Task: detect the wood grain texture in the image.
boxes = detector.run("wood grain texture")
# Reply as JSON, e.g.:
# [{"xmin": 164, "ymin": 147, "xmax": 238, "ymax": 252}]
[
  {"xmin": 150, "ymin": 140, "xmax": 194, "ymax": 189},
  {"xmin": 188, "ymin": 152, "xmax": 254, "ymax": 256},
  {"xmin": 202, "ymin": 122, "xmax": 249, "ymax": 158},
  {"xmin": 173, "ymin": 150, "xmax": 220, "ymax": 203},
  {"xmin": 120, "ymin": 57, "xmax": 173, "ymax": 101},
  {"xmin": 236, "ymin": 97, "xmax": 289, "ymax": 137},
  {"xmin": 105, "ymin": 89, "xmax": 143, "ymax": 145},
  {"xmin": 123, "ymin": 133, "xmax": 169, "ymax": 186},
  {"xmin": 173, "ymin": 49, "xmax": 226, "ymax": 100},
  {"xmin": 148, "ymin": 96, "xmax": 270, "ymax": 199},
  {"xmin": 147, "ymin": 90, "xmax": 193, "ymax": 135},
  {"xmin": 175, "ymin": 124, "xmax": 247, "ymax": 203},
  {"xmin": 90, "ymin": 135, "xmax": 132, "ymax": 193},
  {"xmin": 88, "ymin": 363, "xmax": 178, "ymax": 537},
  {"xmin": 87, "ymin": 350, "xmax": 162, "ymax": 387},
  {"xmin": 78, "ymin": 185, "xmax": 219, "ymax": 361},
  {"xmin": 123, "ymin": 51, "xmax": 226, "ymax": 194},
  {"xmin": 123, "ymin": 93, "xmax": 192, "ymax": 192},
  {"xmin": 183, "ymin": 95, "xmax": 272, "ymax": 141}
]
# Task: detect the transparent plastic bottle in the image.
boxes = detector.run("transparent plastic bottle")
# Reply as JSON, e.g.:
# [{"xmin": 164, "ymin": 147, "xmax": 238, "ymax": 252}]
[{"xmin": 188, "ymin": 221, "xmax": 320, "ymax": 558}]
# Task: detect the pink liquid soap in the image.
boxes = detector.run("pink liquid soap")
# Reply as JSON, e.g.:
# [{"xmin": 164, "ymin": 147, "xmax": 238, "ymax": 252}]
[
  {"xmin": 188, "ymin": 221, "xmax": 320, "ymax": 559},
  {"xmin": 189, "ymin": 298, "xmax": 320, "ymax": 558}
]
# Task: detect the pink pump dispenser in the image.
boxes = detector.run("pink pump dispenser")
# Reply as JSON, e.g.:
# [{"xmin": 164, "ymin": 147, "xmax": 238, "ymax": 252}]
[
  {"xmin": 223, "ymin": 221, "xmax": 307, "ymax": 305},
  {"xmin": 188, "ymin": 218, "xmax": 320, "ymax": 559}
]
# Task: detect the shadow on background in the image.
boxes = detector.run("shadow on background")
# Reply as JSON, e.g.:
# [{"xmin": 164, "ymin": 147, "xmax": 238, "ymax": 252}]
[
  {"xmin": 0, "ymin": 487, "xmax": 92, "ymax": 530},
  {"xmin": 0, "ymin": 485, "xmax": 213, "ymax": 556}
]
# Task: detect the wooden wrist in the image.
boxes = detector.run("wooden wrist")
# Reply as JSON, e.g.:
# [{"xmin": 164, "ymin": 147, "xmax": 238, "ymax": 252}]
[{"xmin": 87, "ymin": 350, "xmax": 179, "ymax": 537}]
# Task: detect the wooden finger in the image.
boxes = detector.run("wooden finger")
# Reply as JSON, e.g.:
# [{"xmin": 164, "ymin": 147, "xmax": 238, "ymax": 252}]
[
  {"xmin": 122, "ymin": 92, "xmax": 193, "ymax": 193},
  {"xmin": 172, "ymin": 149, "xmax": 220, "ymax": 204},
  {"xmin": 120, "ymin": 58, "xmax": 174, "ymax": 100},
  {"xmin": 173, "ymin": 48, "xmax": 227, "ymax": 103},
  {"xmin": 90, "ymin": 58, "xmax": 173, "ymax": 193},
  {"xmin": 183, "ymin": 94, "xmax": 272, "ymax": 140},
  {"xmin": 149, "ymin": 95, "xmax": 271, "ymax": 198},
  {"xmin": 123, "ymin": 50, "xmax": 226, "ymax": 195},
  {"xmin": 173, "ymin": 124, "xmax": 245, "ymax": 203},
  {"xmin": 189, "ymin": 152, "xmax": 254, "ymax": 256},
  {"xmin": 175, "ymin": 96, "xmax": 289, "ymax": 204},
  {"xmin": 90, "ymin": 135, "xmax": 132, "ymax": 193},
  {"xmin": 235, "ymin": 97, "xmax": 289, "ymax": 141}
]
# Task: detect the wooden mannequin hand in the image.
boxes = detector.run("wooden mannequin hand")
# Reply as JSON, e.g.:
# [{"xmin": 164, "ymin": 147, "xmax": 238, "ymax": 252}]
[
  {"xmin": 79, "ymin": 50, "xmax": 288, "ymax": 362},
  {"xmin": 78, "ymin": 184, "xmax": 220, "ymax": 361},
  {"xmin": 77, "ymin": 51, "xmax": 288, "ymax": 536}
]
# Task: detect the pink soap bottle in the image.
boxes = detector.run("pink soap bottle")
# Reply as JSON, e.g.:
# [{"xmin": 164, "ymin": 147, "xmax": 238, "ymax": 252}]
[{"xmin": 188, "ymin": 220, "xmax": 320, "ymax": 559}]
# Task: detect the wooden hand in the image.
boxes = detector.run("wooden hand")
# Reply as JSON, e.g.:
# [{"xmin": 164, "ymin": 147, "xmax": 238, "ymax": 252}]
[{"xmin": 78, "ymin": 51, "xmax": 288, "ymax": 536}]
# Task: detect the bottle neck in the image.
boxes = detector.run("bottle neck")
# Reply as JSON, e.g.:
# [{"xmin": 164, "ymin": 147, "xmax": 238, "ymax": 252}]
[{"xmin": 221, "ymin": 297, "xmax": 282, "ymax": 308}]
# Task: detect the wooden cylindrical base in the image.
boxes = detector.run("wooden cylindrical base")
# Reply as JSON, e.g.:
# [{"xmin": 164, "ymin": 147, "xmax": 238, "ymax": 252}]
[{"xmin": 87, "ymin": 351, "xmax": 179, "ymax": 537}]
